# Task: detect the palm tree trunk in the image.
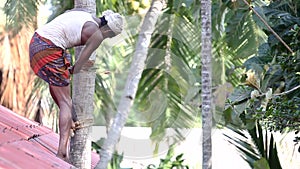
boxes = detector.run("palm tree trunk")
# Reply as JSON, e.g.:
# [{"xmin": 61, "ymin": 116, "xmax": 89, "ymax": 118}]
[
  {"xmin": 70, "ymin": 1, "xmax": 96, "ymax": 168},
  {"xmin": 0, "ymin": 27, "xmax": 36, "ymax": 118},
  {"xmin": 201, "ymin": 0, "xmax": 212, "ymax": 169},
  {"xmin": 95, "ymin": 0, "xmax": 166, "ymax": 168}
]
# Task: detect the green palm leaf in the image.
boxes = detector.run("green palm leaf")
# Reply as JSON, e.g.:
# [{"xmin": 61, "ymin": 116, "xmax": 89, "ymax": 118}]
[
  {"xmin": 224, "ymin": 122, "xmax": 282, "ymax": 169},
  {"xmin": 4, "ymin": 0, "xmax": 41, "ymax": 34}
]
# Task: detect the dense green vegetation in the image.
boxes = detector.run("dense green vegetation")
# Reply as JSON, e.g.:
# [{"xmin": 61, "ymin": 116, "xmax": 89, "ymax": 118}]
[
  {"xmin": 224, "ymin": 0, "xmax": 300, "ymax": 135},
  {"xmin": 223, "ymin": 1, "xmax": 300, "ymax": 168}
]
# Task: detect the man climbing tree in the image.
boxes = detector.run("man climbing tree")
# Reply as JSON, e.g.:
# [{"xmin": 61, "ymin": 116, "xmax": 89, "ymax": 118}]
[{"xmin": 29, "ymin": 8, "xmax": 124, "ymax": 162}]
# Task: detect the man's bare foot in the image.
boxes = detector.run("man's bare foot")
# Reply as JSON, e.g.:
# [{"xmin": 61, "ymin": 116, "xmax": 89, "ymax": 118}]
[
  {"xmin": 73, "ymin": 121, "xmax": 81, "ymax": 129},
  {"xmin": 57, "ymin": 153, "xmax": 70, "ymax": 163},
  {"xmin": 70, "ymin": 121, "xmax": 81, "ymax": 137}
]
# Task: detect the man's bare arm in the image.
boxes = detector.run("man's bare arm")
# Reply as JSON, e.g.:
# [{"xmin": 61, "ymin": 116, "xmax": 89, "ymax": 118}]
[{"xmin": 72, "ymin": 30, "xmax": 103, "ymax": 74}]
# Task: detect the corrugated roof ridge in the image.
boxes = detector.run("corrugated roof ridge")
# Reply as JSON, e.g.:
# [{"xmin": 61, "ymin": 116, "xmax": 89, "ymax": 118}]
[
  {"xmin": 0, "ymin": 137, "xmax": 24, "ymax": 147},
  {"xmin": 0, "ymin": 119, "xmax": 53, "ymax": 146},
  {"xmin": 0, "ymin": 131, "xmax": 53, "ymax": 148},
  {"xmin": 33, "ymin": 136, "xmax": 57, "ymax": 154}
]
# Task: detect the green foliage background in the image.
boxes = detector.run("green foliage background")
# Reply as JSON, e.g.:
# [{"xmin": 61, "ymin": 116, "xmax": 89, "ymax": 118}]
[{"xmin": 224, "ymin": 0, "xmax": 300, "ymax": 133}]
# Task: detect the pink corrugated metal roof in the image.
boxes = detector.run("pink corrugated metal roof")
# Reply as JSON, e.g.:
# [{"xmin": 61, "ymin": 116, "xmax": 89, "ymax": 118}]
[{"xmin": 0, "ymin": 105, "xmax": 100, "ymax": 169}]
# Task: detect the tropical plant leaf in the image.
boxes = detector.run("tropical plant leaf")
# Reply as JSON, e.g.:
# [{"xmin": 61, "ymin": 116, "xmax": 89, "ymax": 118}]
[
  {"xmin": 253, "ymin": 157, "xmax": 270, "ymax": 169},
  {"xmin": 268, "ymin": 134, "xmax": 282, "ymax": 169},
  {"xmin": 224, "ymin": 122, "xmax": 283, "ymax": 169},
  {"xmin": 4, "ymin": 0, "xmax": 42, "ymax": 34},
  {"xmin": 224, "ymin": 126, "xmax": 260, "ymax": 168}
]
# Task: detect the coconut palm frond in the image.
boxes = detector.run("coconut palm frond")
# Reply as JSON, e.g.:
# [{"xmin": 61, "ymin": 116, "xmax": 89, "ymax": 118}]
[
  {"xmin": 3, "ymin": 0, "xmax": 41, "ymax": 34},
  {"xmin": 224, "ymin": 123, "xmax": 282, "ymax": 169}
]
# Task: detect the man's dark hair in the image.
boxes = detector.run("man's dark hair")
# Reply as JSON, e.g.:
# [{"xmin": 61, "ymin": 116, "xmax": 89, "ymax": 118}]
[{"xmin": 99, "ymin": 16, "xmax": 108, "ymax": 27}]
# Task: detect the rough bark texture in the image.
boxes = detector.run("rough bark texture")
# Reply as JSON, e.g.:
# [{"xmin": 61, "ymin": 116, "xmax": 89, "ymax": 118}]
[
  {"xmin": 95, "ymin": 0, "xmax": 165, "ymax": 168},
  {"xmin": 70, "ymin": 1, "xmax": 96, "ymax": 168},
  {"xmin": 201, "ymin": 0, "xmax": 213, "ymax": 169}
]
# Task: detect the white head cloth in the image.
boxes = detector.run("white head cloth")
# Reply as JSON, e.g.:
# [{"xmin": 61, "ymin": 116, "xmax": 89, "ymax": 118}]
[{"xmin": 102, "ymin": 10, "xmax": 124, "ymax": 35}]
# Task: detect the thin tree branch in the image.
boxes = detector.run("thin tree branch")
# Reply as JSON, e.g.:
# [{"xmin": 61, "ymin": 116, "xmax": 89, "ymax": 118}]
[
  {"xmin": 273, "ymin": 85, "xmax": 300, "ymax": 96},
  {"xmin": 229, "ymin": 84, "xmax": 300, "ymax": 107}
]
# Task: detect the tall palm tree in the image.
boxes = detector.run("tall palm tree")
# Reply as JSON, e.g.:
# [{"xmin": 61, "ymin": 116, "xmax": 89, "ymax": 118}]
[
  {"xmin": 201, "ymin": 0, "xmax": 213, "ymax": 169},
  {"xmin": 69, "ymin": 0, "xmax": 96, "ymax": 168},
  {"xmin": 96, "ymin": 0, "xmax": 166, "ymax": 168}
]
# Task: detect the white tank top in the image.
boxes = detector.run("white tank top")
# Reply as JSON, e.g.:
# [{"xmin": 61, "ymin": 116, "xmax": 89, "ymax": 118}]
[{"xmin": 36, "ymin": 11, "xmax": 99, "ymax": 49}]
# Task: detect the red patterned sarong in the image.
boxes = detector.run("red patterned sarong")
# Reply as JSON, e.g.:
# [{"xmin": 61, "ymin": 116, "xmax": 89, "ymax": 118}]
[{"xmin": 29, "ymin": 32, "xmax": 72, "ymax": 86}]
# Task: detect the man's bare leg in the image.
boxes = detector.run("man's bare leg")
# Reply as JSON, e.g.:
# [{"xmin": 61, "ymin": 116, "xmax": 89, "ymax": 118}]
[{"xmin": 49, "ymin": 85, "xmax": 73, "ymax": 161}]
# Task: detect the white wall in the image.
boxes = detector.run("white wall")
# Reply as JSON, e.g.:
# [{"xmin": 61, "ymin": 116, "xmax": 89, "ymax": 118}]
[{"xmin": 91, "ymin": 127, "xmax": 253, "ymax": 169}]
